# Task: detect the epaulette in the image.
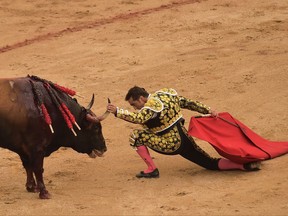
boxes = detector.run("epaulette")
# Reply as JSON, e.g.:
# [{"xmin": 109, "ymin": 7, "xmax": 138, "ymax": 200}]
[
  {"xmin": 141, "ymin": 97, "xmax": 163, "ymax": 112},
  {"xmin": 155, "ymin": 88, "xmax": 177, "ymax": 96}
]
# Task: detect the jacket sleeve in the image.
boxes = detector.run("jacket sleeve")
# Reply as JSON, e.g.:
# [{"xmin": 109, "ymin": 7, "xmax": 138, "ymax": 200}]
[
  {"xmin": 115, "ymin": 107, "xmax": 156, "ymax": 124},
  {"xmin": 178, "ymin": 96, "xmax": 211, "ymax": 114}
]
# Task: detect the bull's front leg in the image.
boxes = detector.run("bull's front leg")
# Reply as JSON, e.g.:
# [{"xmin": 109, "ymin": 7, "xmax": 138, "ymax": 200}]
[
  {"xmin": 20, "ymin": 156, "xmax": 38, "ymax": 193},
  {"xmin": 33, "ymin": 153, "xmax": 51, "ymax": 199},
  {"xmin": 25, "ymin": 168, "xmax": 38, "ymax": 193}
]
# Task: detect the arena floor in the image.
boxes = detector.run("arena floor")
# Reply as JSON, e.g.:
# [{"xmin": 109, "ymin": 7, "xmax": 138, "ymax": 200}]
[{"xmin": 0, "ymin": 0, "xmax": 287, "ymax": 215}]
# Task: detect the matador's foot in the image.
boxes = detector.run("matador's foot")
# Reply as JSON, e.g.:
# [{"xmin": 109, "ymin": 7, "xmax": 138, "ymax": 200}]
[
  {"xmin": 243, "ymin": 161, "xmax": 261, "ymax": 171},
  {"xmin": 136, "ymin": 168, "xmax": 160, "ymax": 178}
]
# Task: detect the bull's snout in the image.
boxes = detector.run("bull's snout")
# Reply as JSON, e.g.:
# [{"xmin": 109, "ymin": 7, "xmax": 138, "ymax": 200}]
[{"xmin": 89, "ymin": 144, "xmax": 107, "ymax": 158}]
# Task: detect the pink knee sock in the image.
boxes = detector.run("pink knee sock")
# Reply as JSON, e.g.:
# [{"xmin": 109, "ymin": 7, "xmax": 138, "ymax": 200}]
[
  {"xmin": 218, "ymin": 158, "xmax": 245, "ymax": 170},
  {"xmin": 136, "ymin": 145, "xmax": 157, "ymax": 173}
]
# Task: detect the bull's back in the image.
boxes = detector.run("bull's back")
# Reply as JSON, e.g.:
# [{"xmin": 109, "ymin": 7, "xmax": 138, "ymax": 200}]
[
  {"xmin": 0, "ymin": 77, "xmax": 35, "ymax": 150},
  {"xmin": 0, "ymin": 77, "xmax": 31, "ymax": 122}
]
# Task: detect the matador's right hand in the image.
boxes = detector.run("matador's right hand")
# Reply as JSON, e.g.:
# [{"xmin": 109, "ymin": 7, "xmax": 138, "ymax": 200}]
[{"xmin": 107, "ymin": 104, "xmax": 117, "ymax": 115}]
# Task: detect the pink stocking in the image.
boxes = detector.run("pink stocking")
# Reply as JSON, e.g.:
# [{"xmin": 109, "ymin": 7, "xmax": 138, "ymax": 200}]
[
  {"xmin": 218, "ymin": 158, "xmax": 245, "ymax": 170},
  {"xmin": 136, "ymin": 145, "xmax": 157, "ymax": 173}
]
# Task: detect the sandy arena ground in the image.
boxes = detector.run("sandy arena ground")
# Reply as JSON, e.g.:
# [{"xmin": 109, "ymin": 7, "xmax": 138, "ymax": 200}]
[{"xmin": 0, "ymin": 0, "xmax": 287, "ymax": 215}]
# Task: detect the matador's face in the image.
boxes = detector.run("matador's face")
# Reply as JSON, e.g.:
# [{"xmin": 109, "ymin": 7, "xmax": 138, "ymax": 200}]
[{"xmin": 128, "ymin": 96, "xmax": 147, "ymax": 110}]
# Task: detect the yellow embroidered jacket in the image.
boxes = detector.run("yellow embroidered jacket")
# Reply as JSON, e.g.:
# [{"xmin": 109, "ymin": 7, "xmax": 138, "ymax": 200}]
[{"xmin": 116, "ymin": 88, "xmax": 211, "ymax": 134}]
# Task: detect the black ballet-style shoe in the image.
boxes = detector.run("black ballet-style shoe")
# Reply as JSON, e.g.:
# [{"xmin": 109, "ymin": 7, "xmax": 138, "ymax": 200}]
[
  {"xmin": 136, "ymin": 168, "xmax": 160, "ymax": 178},
  {"xmin": 243, "ymin": 161, "xmax": 261, "ymax": 171}
]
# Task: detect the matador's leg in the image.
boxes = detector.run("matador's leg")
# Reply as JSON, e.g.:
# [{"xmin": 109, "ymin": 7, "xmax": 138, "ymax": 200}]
[
  {"xmin": 129, "ymin": 129, "xmax": 159, "ymax": 178},
  {"xmin": 179, "ymin": 125, "xmax": 261, "ymax": 171}
]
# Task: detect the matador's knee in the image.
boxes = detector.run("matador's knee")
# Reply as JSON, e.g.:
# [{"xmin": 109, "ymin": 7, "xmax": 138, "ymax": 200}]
[{"xmin": 129, "ymin": 129, "xmax": 142, "ymax": 148}]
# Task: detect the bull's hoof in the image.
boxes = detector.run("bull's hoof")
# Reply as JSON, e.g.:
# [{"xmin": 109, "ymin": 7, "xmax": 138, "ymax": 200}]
[
  {"xmin": 39, "ymin": 190, "xmax": 51, "ymax": 199},
  {"xmin": 26, "ymin": 185, "xmax": 39, "ymax": 193}
]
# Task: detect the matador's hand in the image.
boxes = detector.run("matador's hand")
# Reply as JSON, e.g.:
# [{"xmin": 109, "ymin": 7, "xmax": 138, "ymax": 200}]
[
  {"xmin": 209, "ymin": 109, "xmax": 218, "ymax": 117},
  {"xmin": 107, "ymin": 104, "xmax": 117, "ymax": 115}
]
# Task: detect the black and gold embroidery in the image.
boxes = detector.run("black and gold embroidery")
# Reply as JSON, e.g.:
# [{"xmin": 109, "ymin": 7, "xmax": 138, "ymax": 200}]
[
  {"xmin": 117, "ymin": 88, "xmax": 211, "ymax": 154},
  {"xmin": 130, "ymin": 125, "xmax": 181, "ymax": 154}
]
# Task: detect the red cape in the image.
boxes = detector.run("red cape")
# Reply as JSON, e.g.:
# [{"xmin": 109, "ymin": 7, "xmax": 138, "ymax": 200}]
[{"xmin": 188, "ymin": 112, "xmax": 288, "ymax": 163}]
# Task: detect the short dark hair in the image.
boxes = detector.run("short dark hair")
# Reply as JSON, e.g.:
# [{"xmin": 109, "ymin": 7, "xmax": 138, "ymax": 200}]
[{"xmin": 125, "ymin": 86, "xmax": 149, "ymax": 101}]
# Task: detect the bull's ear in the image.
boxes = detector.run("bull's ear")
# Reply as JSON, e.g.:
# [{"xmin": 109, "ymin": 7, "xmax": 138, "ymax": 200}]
[
  {"xmin": 86, "ymin": 94, "xmax": 95, "ymax": 110},
  {"xmin": 86, "ymin": 113, "xmax": 99, "ymax": 123}
]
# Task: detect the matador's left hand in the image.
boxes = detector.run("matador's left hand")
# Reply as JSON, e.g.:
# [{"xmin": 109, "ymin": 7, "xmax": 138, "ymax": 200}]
[{"xmin": 209, "ymin": 109, "xmax": 218, "ymax": 117}]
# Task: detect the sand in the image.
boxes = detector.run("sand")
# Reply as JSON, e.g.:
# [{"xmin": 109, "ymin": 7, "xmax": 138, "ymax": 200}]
[{"xmin": 0, "ymin": 0, "xmax": 287, "ymax": 215}]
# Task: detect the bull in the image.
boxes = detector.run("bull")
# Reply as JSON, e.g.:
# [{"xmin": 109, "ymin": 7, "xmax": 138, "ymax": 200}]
[{"xmin": 0, "ymin": 75, "xmax": 108, "ymax": 199}]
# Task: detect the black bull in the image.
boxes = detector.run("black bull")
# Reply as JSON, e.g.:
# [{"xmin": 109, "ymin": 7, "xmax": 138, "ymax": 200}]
[{"xmin": 0, "ymin": 76, "xmax": 107, "ymax": 199}]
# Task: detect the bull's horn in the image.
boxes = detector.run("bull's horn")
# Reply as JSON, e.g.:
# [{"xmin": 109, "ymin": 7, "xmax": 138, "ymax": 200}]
[
  {"xmin": 97, "ymin": 111, "xmax": 109, "ymax": 121},
  {"xmin": 86, "ymin": 110, "xmax": 108, "ymax": 123},
  {"xmin": 96, "ymin": 98, "xmax": 111, "ymax": 121},
  {"xmin": 86, "ymin": 94, "xmax": 95, "ymax": 110}
]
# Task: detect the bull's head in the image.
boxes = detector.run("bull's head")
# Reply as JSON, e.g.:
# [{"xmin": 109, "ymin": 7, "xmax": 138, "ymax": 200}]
[
  {"xmin": 86, "ymin": 94, "xmax": 111, "ymax": 123},
  {"xmin": 71, "ymin": 94, "xmax": 109, "ymax": 158},
  {"xmin": 83, "ymin": 94, "xmax": 109, "ymax": 158}
]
